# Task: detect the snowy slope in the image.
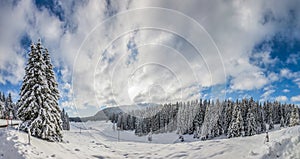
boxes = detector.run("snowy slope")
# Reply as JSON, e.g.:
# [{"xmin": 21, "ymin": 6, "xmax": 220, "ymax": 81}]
[
  {"xmin": 0, "ymin": 119, "xmax": 21, "ymax": 126},
  {"xmin": 1, "ymin": 121, "xmax": 300, "ymax": 159},
  {"xmin": 0, "ymin": 128, "xmax": 23, "ymax": 159}
]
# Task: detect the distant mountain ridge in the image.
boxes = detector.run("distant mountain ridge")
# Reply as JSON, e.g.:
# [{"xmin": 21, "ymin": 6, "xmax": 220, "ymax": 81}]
[{"xmin": 69, "ymin": 103, "xmax": 159, "ymax": 122}]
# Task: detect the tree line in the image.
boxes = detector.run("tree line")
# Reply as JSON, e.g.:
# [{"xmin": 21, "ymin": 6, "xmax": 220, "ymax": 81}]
[
  {"xmin": 110, "ymin": 98, "xmax": 300, "ymax": 140},
  {"xmin": 0, "ymin": 90, "xmax": 70, "ymax": 131},
  {"xmin": 0, "ymin": 92, "xmax": 18, "ymax": 119}
]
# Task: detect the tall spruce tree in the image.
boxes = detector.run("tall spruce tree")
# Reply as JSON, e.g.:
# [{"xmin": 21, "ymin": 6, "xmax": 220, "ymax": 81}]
[
  {"xmin": 0, "ymin": 95, "xmax": 4, "ymax": 119},
  {"xmin": 200, "ymin": 100, "xmax": 223, "ymax": 139},
  {"xmin": 65, "ymin": 112, "xmax": 70, "ymax": 130},
  {"xmin": 246, "ymin": 110, "xmax": 257, "ymax": 136},
  {"xmin": 5, "ymin": 93, "xmax": 15, "ymax": 119},
  {"xmin": 227, "ymin": 104, "xmax": 244, "ymax": 138},
  {"xmin": 17, "ymin": 40, "xmax": 62, "ymax": 142},
  {"xmin": 289, "ymin": 106, "xmax": 300, "ymax": 127},
  {"xmin": 43, "ymin": 47, "xmax": 63, "ymax": 135},
  {"xmin": 280, "ymin": 115, "xmax": 285, "ymax": 128},
  {"xmin": 61, "ymin": 109, "xmax": 70, "ymax": 130},
  {"xmin": 1, "ymin": 93, "xmax": 5, "ymax": 103},
  {"xmin": 43, "ymin": 48, "xmax": 60, "ymax": 104}
]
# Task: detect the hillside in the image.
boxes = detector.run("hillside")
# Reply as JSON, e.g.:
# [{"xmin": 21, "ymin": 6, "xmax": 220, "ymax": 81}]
[
  {"xmin": 69, "ymin": 103, "xmax": 159, "ymax": 122},
  {"xmin": 1, "ymin": 121, "xmax": 299, "ymax": 159}
]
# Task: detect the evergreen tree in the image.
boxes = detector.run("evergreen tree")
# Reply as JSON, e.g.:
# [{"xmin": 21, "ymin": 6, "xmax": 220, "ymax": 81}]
[
  {"xmin": 280, "ymin": 115, "xmax": 285, "ymax": 128},
  {"xmin": 17, "ymin": 43, "xmax": 40, "ymax": 122},
  {"xmin": 177, "ymin": 102, "xmax": 186, "ymax": 135},
  {"xmin": 127, "ymin": 114, "xmax": 135, "ymax": 130},
  {"xmin": 135, "ymin": 117, "xmax": 143, "ymax": 136},
  {"xmin": 227, "ymin": 105, "xmax": 244, "ymax": 138},
  {"xmin": 43, "ymin": 47, "xmax": 63, "ymax": 132},
  {"xmin": 116, "ymin": 113, "xmax": 123, "ymax": 130},
  {"xmin": 200, "ymin": 100, "xmax": 223, "ymax": 139},
  {"xmin": 246, "ymin": 111, "xmax": 257, "ymax": 136},
  {"xmin": 289, "ymin": 107, "xmax": 300, "ymax": 127},
  {"xmin": 43, "ymin": 48, "xmax": 60, "ymax": 108},
  {"xmin": 268, "ymin": 116, "xmax": 274, "ymax": 130},
  {"xmin": 193, "ymin": 100, "xmax": 204, "ymax": 138},
  {"xmin": 223, "ymin": 100, "xmax": 233, "ymax": 134},
  {"xmin": 0, "ymin": 98, "xmax": 4, "ymax": 119},
  {"xmin": 1, "ymin": 93, "xmax": 5, "ymax": 103},
  {"xmin": 17, "ymin": 41, "xmax": 62, "ymax": 142},
  {"xmin": 259, "ymin": 109, "xmax": 267, "ymax": 133},
  {"xmin": 5, "ymin": 93, "xmax": 15, "ymax": 119},
  {"xmin": 61, "ymin": 109, "xmax": 70, "ymax": 130},
  {"xmin": 65, "ymin": 112, "xmax": 70, "ymax": 130}
]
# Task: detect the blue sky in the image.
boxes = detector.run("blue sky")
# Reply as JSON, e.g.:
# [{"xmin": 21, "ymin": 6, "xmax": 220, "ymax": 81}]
[{"xmin": 0, "ymin": 0, "xmax": 300, "ymax": 117}]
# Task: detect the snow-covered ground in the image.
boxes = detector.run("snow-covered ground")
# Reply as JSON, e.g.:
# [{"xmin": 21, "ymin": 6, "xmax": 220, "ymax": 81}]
[
  {"xmin": 0, "ymin": 128, "xmax": 23, "ymax": 159},
  {"xmin": 0, "ymin": 119, "xmax": 22, "ymax": 126},
  {"xmin": 1, "ymin": 121, "xmax": 300, "ymax": 159}
]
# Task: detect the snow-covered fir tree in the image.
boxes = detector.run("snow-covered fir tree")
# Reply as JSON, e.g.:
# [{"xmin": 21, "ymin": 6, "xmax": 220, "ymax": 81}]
[
  {"xmin": 268, "ymin": 115, "xmax": 274, "ymax": 130},
  {"xmin": 135, "ymin": 117, "xmax": 143, "ymax": 136},
  {"xmin": 289, "ymin": 106, "xmax": 300, "ymax": 127},
  {"xmin": 17, "ymin": 40, "xmax": 63, "ymax": 142},
  {"xmin": 246, "ymin": 110, "xmax": 257, "ymax": 136},
  {"xmin": 280, "ymin": 115, "xmax": 285, "ymax": 128},
  {"xmin": 222, "ymin": 100, "xmax": 233, "ymax": 134},
  {"xmin": 43, "ymin": 48, "xmax": 60, "ymax": 111},
  {"xmin": 0, "ymin": 92, "xmax": 17, "ymax": 119},
  {"xmin": 65, "ymin": 112, "xmax": 70, "ymax": 130},
  {"xmin": 227, "ymin": 104, "xmax": 244, "ymax": 138},
  {"xmin": 1, "ymin": 93, "xmax": 5, "ymax": 103},
  {"xmin": 259, "ymin": 109, "xmax": 267, "ymax": 133},
  {"xmin": 193, "ymin": 99, "xmax": 205, "ymax": 138},
  {"xmin": 176, "ymin": 102, "xmax": 186, "ymax": 135},
  {"xmin": 5, "ymin": 93, "xmax": 18, "ymax": 119},
  {"xmin": 200, "ymin": 100, "xmax": 223, "ymax": 139},
  {"xmin": 0, "ymin": 93, "xmax": 4, "ymax": 118},
  {"xmin": 61, "ymin": 109, "xmax": 70, "ymax": 130},
  {"xmin": 4, "ymin": 93, "xmax": 12, "ymax": 117}
]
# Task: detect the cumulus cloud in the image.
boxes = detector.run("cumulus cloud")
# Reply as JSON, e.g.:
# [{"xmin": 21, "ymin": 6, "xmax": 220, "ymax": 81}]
[
  {"xmin": 291, "ymin": 95, "xmax": 300, "ymax": 102},
  {"xmin": 268, "ymin": 72, "xmax": 279, "ymax": 82},
  {"xmin": 230, "ymin": 70, "xmax": 268, "ymax": 90},
  {"xmin": 1, "ymin": 0, "xmax": 300, "ymax": 116},
  {"xmin": 251, "ymin": 51, "xmax": 278, "ymax": 67},
  {"xmin": 261, "ymin": 88, "xmax": 275, "ymax": 100},
  {"xmin": 275, "ymin": 96, "xmax": 288, "ymax": 102},
  {"xmin": 280, "ymin": 68, "xmax": 297, "ymax": 79},
  {"xmin": 279, "ymin": 68, "xmax": 300, "ymax": 88}
]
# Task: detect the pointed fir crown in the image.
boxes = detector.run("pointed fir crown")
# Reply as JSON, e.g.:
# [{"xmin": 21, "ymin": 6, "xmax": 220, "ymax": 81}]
[
  {"xmin": 17, "ymin": 39, "xmax": 63, "ymax": 142},
  {"xmin": 43, "ymin": 47, "xmax": 60, "ymax": 101}
]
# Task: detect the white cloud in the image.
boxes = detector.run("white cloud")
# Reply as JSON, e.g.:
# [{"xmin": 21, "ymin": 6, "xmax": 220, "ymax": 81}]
[
  {"xmin": 291, "ymin": 95, "xmax": 300, "ymax": 102},
  {"xmin": 286, "ymin": 53, "xmax": 300, "ymax": 65},
  {"xmin": 293, "ymin": 78, "xmax": 300, "ymax": 88},
  {"xmin": 275, "ymin": 96, "xmax": 288, "ymax": 102},
  {"xmin": 283, "ymin": 89, "xmax": 290, "ymax": 93},
  {"xmin": 279, "ymin": 68, "xmax": 300, "ymax": 88},
  {"xmin": 230, "ymin": 71, "xmax": 268, "ymax": 90},
  {"xmin": 261, "ymin": 89, "xmax": 275, "ymax": 100},
  {"xmin": 1, "ymin": 0, "xmax": 300, "ymax": 115},
  {"xmin": 268, "ymin": 72, "xmax": 279, "ymax": 82},
  {"xmin": 280, "ymin": 68, "xmax": 296, "ymax": 79},
  {"xmin": 252, "ymin": 51, "xmax": 278, "ymax": 67}
]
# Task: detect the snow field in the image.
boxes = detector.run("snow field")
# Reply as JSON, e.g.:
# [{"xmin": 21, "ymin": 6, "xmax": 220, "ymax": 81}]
[{"xmin": 1, "ymin": 121, "xmax": 300, "ymax": 159}]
